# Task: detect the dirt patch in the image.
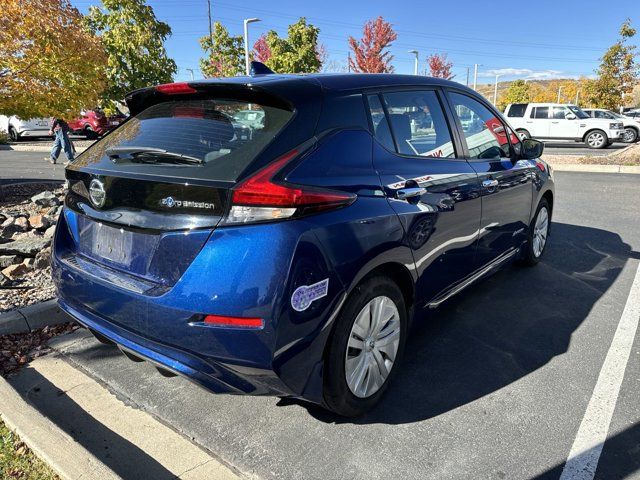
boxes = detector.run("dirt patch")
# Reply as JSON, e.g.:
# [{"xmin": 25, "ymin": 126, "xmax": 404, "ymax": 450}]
[{"xmin": 543, "ymin": 144, "xmax": 640, "ymax": 166}]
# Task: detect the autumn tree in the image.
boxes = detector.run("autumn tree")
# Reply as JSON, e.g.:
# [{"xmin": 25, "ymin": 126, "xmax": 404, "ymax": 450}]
[
  {"xmin": 200, "ymin": 22, "xmax": 244, "ymax": 77},
  {"xmin": 427, "ymin": 53, "xmax": 454, "ymax": 79},
  {"xmin": 0, "ymin": 0, "xmax": 107, "ymax": 119},
  {"xmin": 592, "ymin": 19, "xmax": 638, "ymax": 109},
  {"xmin": 498, "ymin": 80, "xmax": 531, "ymax": 110},
  {"xmin": 348, "ymin": 17, "xmax": 397, "ymax": 73},
  {"xmin": 261, "ymin": 18, "xmax": 322, "ymax": 73},
  {"xmin": 253, "ymin": 35, "xmax": 272, "ymax": 64},
  {"xmin": 87, "ymin": 0, "xmax": 177, "ymax": 110}
]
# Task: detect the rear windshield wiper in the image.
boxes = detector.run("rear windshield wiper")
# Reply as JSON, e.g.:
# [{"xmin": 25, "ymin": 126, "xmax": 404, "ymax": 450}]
[{"xmin": 106, "ymin": 146, "xmax": 203, "ymax": 165}]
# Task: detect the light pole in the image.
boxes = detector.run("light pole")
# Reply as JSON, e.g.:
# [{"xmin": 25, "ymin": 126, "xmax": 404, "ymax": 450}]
[
  {"xmin": 557, "ymin": 86, "xmax": 562, "ymax": 103},
  {"xmin": 473, "ymin": 64, "xmax": 481, "ymax": 90},
  {"xmin": 408, "ymin": 50, "xmax": 419, "ymax": 75},
  {"xmin": 493, "ymin": 74, "xmax": 502, "ymax": 105},
  {"xmin": 244, "ymin": 18, "xmax": 261, "ymax": 75},
  {"xmin": 186, "ymin": 68, "xmax": 195, "ymax": 81}
]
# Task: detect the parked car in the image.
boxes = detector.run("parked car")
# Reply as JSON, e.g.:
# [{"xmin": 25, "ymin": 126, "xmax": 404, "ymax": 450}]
[
  {"xmin": 107, "ymin": 112, "xmax": 128, "ymax": 129},
  {"xmin": 233, "ymin": 109, "xmax": 265, "ymax": 129},
  {"xmin": 504, "ymin": 102, "xmax": 624, "ymax": 149},
  {"xmin": 68, "ymin": 109, "xmax": 112, "ymax": 139},
  {"xmin": 583, "ymin": 108, "xmax": 640, "ymax": 143},
  {"xmin": 0, "ymin": 115, "xmax": 51, "ymax": 141},
  {"xmin": 53, "ymin": 65, "xmax": 554, "ymax": 416}
]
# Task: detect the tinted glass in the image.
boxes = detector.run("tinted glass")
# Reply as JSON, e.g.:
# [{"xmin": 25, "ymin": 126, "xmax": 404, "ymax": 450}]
[
  {"xmin": 507, "ymin": 103, "xmax": 527, "ymax": 117},
  {"xmin": 552, "ymin": 106, "xmax": 570, "ymax": 119},
  {"xmin": 79, "ymin": 99, "xmax": 293, "ymax": 182},
  {"xmin": 381, "ymin": 90, "xmax": 455, "ymax": 158},
  {"xmin": 449, "ymin": 92, "xmax": 510, "ymax": 159},
  {"xmin": 532, "ymin": 107, "xmax": 549, "ymax": 119},
  {"xmin": 367, "ymin": 95, "xmax": 395, "ymax": 151}
]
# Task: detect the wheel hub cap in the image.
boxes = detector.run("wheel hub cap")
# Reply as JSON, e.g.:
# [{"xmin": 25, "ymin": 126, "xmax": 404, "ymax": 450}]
[
  {"xmin": 532, "ymin": 206, "xmax": 549, "ymax": 258},
  {"xmin": 345, "ymin": 295, "xmax": 401, "ymax": 398}
]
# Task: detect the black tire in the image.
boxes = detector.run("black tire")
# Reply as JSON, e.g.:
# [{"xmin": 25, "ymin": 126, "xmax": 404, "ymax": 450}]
[
  {"xmin": 84, "ymin": 126, "xmax": 98, "ymax": 139},
  {"xmin": 584, "ymin": 129, "xmax": 608, "ymax": 149},
  {"xmin": 8, "ymin": 127, "xmax": 19, "ymax": 142},
  {"xmin": 622, "ymin": 127, "xmax": 638, "ymax": 144},
  {"xmin": 516, "ymin": 129, "xmax": 531, "ymax": 140},
  {"xmin": 520, "ymin": 198, "xmax": 550, "ymax": 267},
  {"xmin": 323, "ymin": 276, "xmax": 408, "ymax": 417}
]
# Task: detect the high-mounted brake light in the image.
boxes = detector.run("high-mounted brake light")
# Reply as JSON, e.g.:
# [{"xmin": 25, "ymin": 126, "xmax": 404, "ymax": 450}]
[
  {"xmin": 226, "ymin": 149, "xmax": 355, "ymax": 224},
  {"xmin": 155, "ymin": 82, "xmax": 198, "ymax": 95},
  {"xmin": 203, "ymin": 315, "xmax": 264, "ymax": 329}
]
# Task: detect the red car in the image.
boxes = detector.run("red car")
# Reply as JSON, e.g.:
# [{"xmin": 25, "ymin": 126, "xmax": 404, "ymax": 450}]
[{"xmin": 68, "ymin": 109, "xmax": 112, "ymax": 139}]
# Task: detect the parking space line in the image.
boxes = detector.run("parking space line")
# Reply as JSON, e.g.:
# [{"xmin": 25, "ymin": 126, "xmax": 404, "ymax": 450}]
[{"xmin": 560, "ymin": 261, "xmax": 640, "ymax": 480}]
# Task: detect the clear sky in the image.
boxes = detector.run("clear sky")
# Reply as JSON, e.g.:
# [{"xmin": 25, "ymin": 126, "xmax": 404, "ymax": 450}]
[{"xmin": 72, "ymin": 0, "xmax": 638, "ymax": 84}]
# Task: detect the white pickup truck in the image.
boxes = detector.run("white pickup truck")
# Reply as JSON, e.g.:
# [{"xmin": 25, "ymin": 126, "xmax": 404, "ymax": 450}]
[{"xmin": 504, "ymin": 103, "xmax": 624, "ymax": 149}]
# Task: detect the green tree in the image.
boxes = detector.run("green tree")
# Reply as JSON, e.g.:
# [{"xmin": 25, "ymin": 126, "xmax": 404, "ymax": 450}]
[
  {"xmin": 499, "ymin": 80, "xmax": 531, "ymax": 110},
  {"xmin": 87, "ymin": 0, "xmax": 177, "ymax": 110},
  {"xmin": 592, "ymin": 19, "xmax": 638, "ymax": 109},
  {"xmin": 264, "ymin": 18, "xmax": 322, "ymax": 73},
  {"xmin": 199, "ymin": 22, "xmax": 244, "ymax": 78}
]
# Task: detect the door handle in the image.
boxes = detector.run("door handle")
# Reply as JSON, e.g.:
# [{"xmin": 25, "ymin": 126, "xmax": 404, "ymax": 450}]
[
  {"xmin": 395, "ymin": 187, "xmax": 426, "ymax": 200},
  {"xmin": 482, "ymin": 179, "xmax": 499, "ymax": 188}
]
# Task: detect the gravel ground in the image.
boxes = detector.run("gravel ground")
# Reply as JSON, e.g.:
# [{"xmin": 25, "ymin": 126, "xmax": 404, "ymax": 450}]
[
  {"xmin": 543, "ymin": 143, "xmax": 640, "ymax": 166},
  {"xmin": 0, "ymin": 183, "xmax": 65, "ymax": 312}
]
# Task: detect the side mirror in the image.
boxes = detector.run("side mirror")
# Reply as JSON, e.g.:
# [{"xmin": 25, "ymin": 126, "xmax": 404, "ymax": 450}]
[
  {"xmin": 566, "ymin": 113, "xmax": 577, "ymax": 120},
  {"xmin": 521, "ymin": 138, "xmax": 544, "ymax": 159}
]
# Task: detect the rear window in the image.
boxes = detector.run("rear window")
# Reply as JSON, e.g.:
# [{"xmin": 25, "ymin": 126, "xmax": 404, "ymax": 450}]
[
  {"xmin": 79, "ymin": 99, "xmax": 294, "ymax": 182},
  {"xmin": 531, "ymin": 107, "xmax": 549, "ymax": 119},
  {"xmin": 506, "ymin": 104, "xmax": 527, "ymax": 117}
]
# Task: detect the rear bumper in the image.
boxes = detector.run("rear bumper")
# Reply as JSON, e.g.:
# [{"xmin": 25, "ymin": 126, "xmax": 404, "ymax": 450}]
[{"xmin": 58, "ymin": 298, "xmax": 267, "ymax": 395}]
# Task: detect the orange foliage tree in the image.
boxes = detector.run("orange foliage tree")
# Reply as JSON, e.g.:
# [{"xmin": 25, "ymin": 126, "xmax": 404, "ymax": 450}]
[
  {"xmin": 348, "ymin": 17, "xmax": 397, "ymax": 73},
  {"xmin": 427, "ymin": 53, "xmax": 454, "ymax": 79},
  {"xmin": 0, "ymin": 0, "xmax": 107, "ymax": 119}
]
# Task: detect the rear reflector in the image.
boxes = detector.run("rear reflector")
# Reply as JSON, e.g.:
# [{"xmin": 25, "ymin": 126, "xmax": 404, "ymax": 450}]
[
  {"xmin": 203, "ymin": 315, "xmax": 264, "ymax": 329},
  {"xmin": 155, "ymin": 82, "xmax": 198, "ymax": 95}
]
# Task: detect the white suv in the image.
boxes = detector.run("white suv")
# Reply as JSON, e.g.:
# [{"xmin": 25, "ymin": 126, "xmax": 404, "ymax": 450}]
[
  {"xmin": 583, "ymin": 108, "xmax": 640, "ymax": 144},
  {"xmin": 504, "ymin": 103, "xmax": 624, "ymax": 149}
]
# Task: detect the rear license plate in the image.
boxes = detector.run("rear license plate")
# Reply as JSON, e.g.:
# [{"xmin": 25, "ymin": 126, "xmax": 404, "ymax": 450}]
[
  {"xmin": 85, "ymin": 222, "xmax": 134, "ymax": 266},
  {"xmin": 36, "ymin": 121, "xmax": 48, "ymax": 126},
  {"xmin": 109, "ymin": 121, "xmax": 119, "ymax": 126}
]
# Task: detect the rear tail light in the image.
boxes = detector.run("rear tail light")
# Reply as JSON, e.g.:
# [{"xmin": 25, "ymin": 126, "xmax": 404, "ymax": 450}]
[
  {"xmin": 225, "ymin": 148, "xmax": 355, "ymax": 224},
  {"xmin": 203, "ymin": 315, "xmax": 264, "ymax": 329},
  {"xmin": 155, "ymin": 82, "xmax": 198, "ymax": 95}
]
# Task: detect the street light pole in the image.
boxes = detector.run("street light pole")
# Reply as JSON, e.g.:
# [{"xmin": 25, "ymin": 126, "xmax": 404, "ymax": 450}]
[
  {"xmin": 473, "ymin": 64, "xmax": 480, "ymax": 90},
  {"xmin": 557, "ymin": 86, "xmax": 562, "ymax": 103},
  {"xmin": 493, "ymin": 74, "xmax": 502, "ymax": 105},
  {"xmin": 243, "ymin": 18, "xmax": 261, "ymax": 75},
  {"xmin": 408, "ymin": 50, "xmax": 419, "ymax": 75},
  {"xmin": 186, "ymin": 68, "xmax": 195, "ymax": 81}
]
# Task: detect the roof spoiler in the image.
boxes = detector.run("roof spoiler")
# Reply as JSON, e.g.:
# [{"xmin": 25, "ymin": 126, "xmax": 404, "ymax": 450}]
[{"xmin": 250, "ymin": 61, "xmax": 275, "ymax": 76}]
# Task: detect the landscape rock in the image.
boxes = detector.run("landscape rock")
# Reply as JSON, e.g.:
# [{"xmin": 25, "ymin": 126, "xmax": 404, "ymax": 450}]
[
  {"xmin": 14, "ymin": 216, "xmax": 30, "ymax": 231},
  {"xmin": 0, "ymin": 255, "xmax": 21, "ymax": 268},
  {"xmin": 34, "ymin": 248, "xmax": 51, "ymax": 269},
  {"xmin": 2, "ymin": 263, "xmax": 29, "ymax": 279},
  {"xmin": 1, "ymin": 217, "xmax": 14, "ymax": 228},
  {"xmin": 23, "ymin": 258, "xmax": 35, "ymax": 268},
  {"xmin": 43, "ymin": 225, "xmax": 56, "ymax": 239},
  {"xmin": 28, "ymin": 214, "xmax": 49, "ymax": 230},
  {"xmin": 31, "ymin": 191, "xmax": 59, "ymax": 207},
  {"xmin": 0, "ymin": 236, "xmax": 51, "ymax": 257}
]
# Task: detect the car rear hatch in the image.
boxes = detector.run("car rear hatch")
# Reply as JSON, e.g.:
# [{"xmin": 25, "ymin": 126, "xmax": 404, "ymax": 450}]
[{"xmin": 61, "ymin": 78, "xmax": 322, "ymax": 292}]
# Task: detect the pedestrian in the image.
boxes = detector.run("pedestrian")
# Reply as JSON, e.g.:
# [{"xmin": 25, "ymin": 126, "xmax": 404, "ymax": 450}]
[{"xmin": 46, "ymin": 117, "xmax": 74, "ymax": 165}]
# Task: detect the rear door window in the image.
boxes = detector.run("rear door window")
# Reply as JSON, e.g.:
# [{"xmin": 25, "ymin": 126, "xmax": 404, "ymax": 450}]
[
  {"xmin": 367, "ymin": 95, "xmax": 395, "ymax": 151},
  {"xmin": 531, "ymin": 107, "xmax": 549, "ymax": 119},
  {"xmin": 379, "ymin": 90, "xmax": 456, "ymax": 158},
  {"xmin": 79, "ymin": 99, "xmax": 294, "ymax": 182}
]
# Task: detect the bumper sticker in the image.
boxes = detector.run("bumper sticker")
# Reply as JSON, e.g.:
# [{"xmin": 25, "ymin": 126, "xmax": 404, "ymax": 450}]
[{"xmin": 291, "ymin": 278, "xmax": 329, "ymax": 312}]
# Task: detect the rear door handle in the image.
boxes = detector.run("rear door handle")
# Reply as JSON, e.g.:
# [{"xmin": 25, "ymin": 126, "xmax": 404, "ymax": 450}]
[
  {"xmin": 395, "ymin": 187, "xmax": 426, "ymax": 200},
  {"xmin": 482, "ymin": 179, "xmax": 499, "ymax": 188}
]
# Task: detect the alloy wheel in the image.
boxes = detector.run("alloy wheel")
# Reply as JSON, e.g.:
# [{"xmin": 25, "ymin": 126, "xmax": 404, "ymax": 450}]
[
  {"xmin": 345, "ymin": 295, "xmax": 401, "ymax": 398},
  {"xmin": 587, "ymin": 132, "xmax": 605, "ymax": 148},
  {"xmin": 623, "ymin": 128, "xmax": 637, "ymax": 143},
  {"xmin": 532, "ymin": 206, "xmax": 549, "ymax": 258}
]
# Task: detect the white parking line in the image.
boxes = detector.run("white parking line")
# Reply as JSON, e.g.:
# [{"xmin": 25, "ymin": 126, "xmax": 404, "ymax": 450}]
[{"xmin": 560, "ymin": 261, "xmax": 640, "ymax": 480}]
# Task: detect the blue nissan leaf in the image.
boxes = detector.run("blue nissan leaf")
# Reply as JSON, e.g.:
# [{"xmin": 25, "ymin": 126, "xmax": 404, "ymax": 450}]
[{"xmin": 53, "ymin": 63, "xmax": 554, "ymax": 416}]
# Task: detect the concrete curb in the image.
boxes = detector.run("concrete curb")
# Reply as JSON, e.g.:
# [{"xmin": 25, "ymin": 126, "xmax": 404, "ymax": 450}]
[
  {"xmin": 550, "ymin": 164, "xmax": 640, "ymax": 174},
  {"xmin": 0, "ymin": 373, "xmax": 117, "ymax": 480},
  {"xmin": 0, "ymin": 144, "xmax": 88, "ymax": 153},
  {"xmin": 0, "ymin": 299, "xmax": 68, "ymax": 336},
  {"xmin": 0, "ymin": 353, "xmax": 241, "ymax": 479}
]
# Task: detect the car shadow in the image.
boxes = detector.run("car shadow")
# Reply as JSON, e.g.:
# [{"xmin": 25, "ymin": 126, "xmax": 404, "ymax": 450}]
[
  {"xmin": 293, "ymin": 222, "xmax": 639, "ymax": 425},
  {"xmin": 7, "ymin": 366, "xmax": 177, "ymax": 478}
]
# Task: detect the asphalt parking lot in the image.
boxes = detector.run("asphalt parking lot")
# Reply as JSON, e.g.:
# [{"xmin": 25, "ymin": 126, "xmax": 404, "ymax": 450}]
[
  {"xmin": 9, "ymin": 171, "xmax": 639, "ymax": 480},
  {"xmin": 543, "ymin": 142, "xmax": 627, "ymax": 156}
]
